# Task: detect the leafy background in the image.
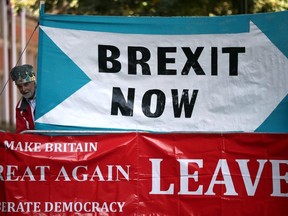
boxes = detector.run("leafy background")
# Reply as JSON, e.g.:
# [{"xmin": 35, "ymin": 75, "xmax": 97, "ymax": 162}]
[{"xmin": 11, "ymin": 0, "xmax": 288, "ymax": 16}]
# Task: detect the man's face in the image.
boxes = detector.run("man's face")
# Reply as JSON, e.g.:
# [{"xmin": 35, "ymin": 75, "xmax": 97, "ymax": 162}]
[{"xmin": 16, "ymin": 82, "xmax": 36, "ymax": 99}]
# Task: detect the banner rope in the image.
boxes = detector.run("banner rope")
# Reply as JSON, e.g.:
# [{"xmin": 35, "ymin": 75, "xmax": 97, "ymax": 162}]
[{"xmin": 0, "ymin": 21, "xmax": 39, "ymax": 97}]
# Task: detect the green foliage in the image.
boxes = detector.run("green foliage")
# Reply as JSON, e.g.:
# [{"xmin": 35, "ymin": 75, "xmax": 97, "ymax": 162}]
[
  {"xmin": 11, "ymin": 0, "xmax": 288, "ymax": 16},
  {"xmin": 253, "ymin": 0, "xmax": 288, "ymax": 13}
]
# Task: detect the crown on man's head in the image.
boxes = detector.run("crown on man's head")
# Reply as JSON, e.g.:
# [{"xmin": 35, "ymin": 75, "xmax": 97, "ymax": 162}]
[{"xmin": 10, "ymin": 64, "xmax": 36, "ymax": 85}]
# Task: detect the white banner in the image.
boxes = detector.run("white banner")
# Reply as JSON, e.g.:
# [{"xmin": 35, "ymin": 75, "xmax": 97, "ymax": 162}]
[{"xmin": 36, "ymin": 11, "xmax": 288, "ymax": 132}]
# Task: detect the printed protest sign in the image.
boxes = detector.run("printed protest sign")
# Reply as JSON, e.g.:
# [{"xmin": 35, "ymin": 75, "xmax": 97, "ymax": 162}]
[
  {"xmin": 36, "ymin": 11, "xmax": 288, "ymax": 132},
  {"xmin": 1, "ymin": 132, "xmax": 287, "ymax": 215}
]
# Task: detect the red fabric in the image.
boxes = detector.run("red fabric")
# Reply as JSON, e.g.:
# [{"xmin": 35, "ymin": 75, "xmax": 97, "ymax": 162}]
[
  {"xmin": 15, "ymin": 99, "xmax": 35, "ymax": 133},
  {"xmin": 0, "ymin": 132, "xmax": 287, "ymax": 215}
]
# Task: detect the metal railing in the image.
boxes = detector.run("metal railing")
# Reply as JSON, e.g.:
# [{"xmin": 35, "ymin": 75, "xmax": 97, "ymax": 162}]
[
  {"xmin": 18, "ymin": 129, "xmax": 251, "ymax": 136},
  {"xmin": 19, "ymin": 129, "xmax": 144, "ymax": 136},
  {"xmin": 9, "ymin": 129, "xmax": 279, "ymax": 136}
]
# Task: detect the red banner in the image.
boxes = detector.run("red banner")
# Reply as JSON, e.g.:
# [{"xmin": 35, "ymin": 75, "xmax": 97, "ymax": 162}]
[{"xmin": 0, "ymin": 132, "xmax": 287, "ymax": 215}]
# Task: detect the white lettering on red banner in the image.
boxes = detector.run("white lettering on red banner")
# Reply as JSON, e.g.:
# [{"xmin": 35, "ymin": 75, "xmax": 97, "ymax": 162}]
[{"xmin": 1, "ymin": 132, "xmax": 287, "ymax": 215}]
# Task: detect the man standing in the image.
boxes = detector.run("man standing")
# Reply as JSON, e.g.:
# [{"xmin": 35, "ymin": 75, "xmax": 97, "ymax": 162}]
[{"xmin": 10, "ymin": 64, "xmax": 36, "ymax": 133}]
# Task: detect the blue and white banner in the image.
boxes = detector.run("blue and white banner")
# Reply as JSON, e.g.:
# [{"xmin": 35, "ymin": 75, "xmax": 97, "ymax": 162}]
[{"xmin": 36, "ymin": 10, "xmax": 288, "ymax": 132}]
